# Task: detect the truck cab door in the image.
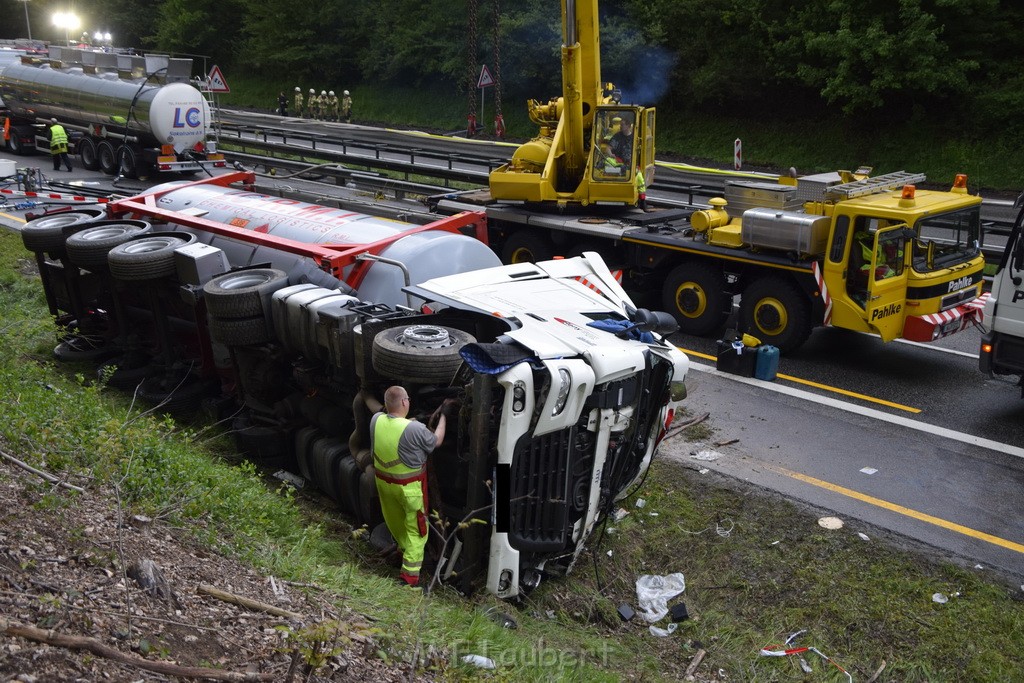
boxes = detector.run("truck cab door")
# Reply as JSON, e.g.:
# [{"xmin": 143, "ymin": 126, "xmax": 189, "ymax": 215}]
[{"xmin": 865, "ymin": 224, "xmax": 911, "ymax": 341}]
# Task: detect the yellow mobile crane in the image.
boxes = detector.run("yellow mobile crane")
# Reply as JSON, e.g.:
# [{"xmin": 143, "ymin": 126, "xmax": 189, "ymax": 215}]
[
  {"xmin": 488, "ymin": 0, "xmax": 654, "ymax": 207},
  {"xmin": 433, "ymin": 2, "xmax": 988, "ymax": 353}
]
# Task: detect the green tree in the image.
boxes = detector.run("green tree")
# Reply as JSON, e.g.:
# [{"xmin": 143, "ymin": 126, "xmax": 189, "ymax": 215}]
[{"xmin": 149, "ymin": 0, "xmax": 246, "ymax": 69}]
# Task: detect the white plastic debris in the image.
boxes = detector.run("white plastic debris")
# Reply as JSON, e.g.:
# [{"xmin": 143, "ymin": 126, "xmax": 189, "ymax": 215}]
[
  {"xmin": 860, "ymin": 467, "xmax": 878, "ymax": 475},
  {"xmin": 857, "ymin": 533, "xmax": 870, "ymax": 541},
  {"xmin": 649, "ymin": 622, "xmax": 678, "ymax": 637},
  {"xmin": 612, "ymin": 507, "xmax": 630, "ymax": 522},
  {"xmin": 636, "ymin": 573, "xmax": 686, "ymax": 623},
  {"xmin": 932, "ymin": 592, "xmax": 948, "ymax": 604},
  {"xmin": 462, "ymin": 654, "xmax": 496, "ymax": 669},
  {"xmin": 817, "ymin": 516, "xmax": 843, "ymax": 530},
  {"xmin": 635, "ymin": 498, "xmax": 647, "ymax": 509},
  {"xmin": 691, "ymin": 450, "xmax": 721, "ymax": 462},
  {"xmin": 273, "ymin": 470, "xmax": 305, "ymax": 488}
]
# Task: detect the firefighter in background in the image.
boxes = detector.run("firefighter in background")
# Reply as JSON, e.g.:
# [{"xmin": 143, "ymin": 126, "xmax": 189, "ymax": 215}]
[
  {"xmin": 370, "ymin": 385, "xmax": 449, "ymax": 588},
  {"xmin": 342, "ymin": 90, "xmax": 353, "ymax": 123},
  {"xmin": 326, "ymin": 91, "xmax": 340, "ymax": 121},
  {"xmin": 307, "ymin": 88, "xmax": 318, "ymax": 119},
  {"xmin": 277, "ymin": 91, "xmax": 288, "ymax": 116},
  {"xmin": 48, "ymin": 119, "xmax": 73, "ymax": 172},
  {"xmin": 293, "ymin": 87, "xmax": 304, "ymax": 118},
  {"xmin": 317, "ymin": 90, "xmax": 328, "ymax": 120}
]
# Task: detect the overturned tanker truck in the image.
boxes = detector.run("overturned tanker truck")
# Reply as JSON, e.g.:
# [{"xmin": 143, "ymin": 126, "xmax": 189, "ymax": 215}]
[
  {"xmin": 1, "ymin": 46, "xmax": 225, "ymax": 178},
  {"xmin": 20, "ymin": 171, "xmax": 689, "ymax": 599}
]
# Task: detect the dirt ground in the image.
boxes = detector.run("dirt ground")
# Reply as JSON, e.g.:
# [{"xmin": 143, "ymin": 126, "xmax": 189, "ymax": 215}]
[{"xmin": 0, "ymin": 449, "xmax": 431, "ymax": 683}]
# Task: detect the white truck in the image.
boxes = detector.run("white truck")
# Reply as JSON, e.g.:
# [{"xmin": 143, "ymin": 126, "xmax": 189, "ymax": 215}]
[
  {"xmin": 19, "ymin": 171, "xmax": 689, "ymax": 599},
  {"xmin": 980, "ymin": 204, "xmax": 1024, "ymax": 396}
]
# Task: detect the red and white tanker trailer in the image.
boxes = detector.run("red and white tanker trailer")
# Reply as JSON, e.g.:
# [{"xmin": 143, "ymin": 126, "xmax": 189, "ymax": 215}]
[
  {"xmin": 1, "ymin": 46, "xmax": 224, "ymax": 178},
  {"xmin": 19, "ymin": 172, "xmax": 689, "ymax": 598}
]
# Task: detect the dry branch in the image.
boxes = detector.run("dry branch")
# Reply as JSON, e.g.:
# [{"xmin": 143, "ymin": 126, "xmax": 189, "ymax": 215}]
[
  {"xmin": 197, "ymin": 583, "xmax": 303, "ymax": 620},
  {"xmin": 1, "ymin": 618, "xmax": 276, "ymax": 682},
  {"xmin": 684, "ymin": 648, "xmax": 707, "ymax": 677},
  {"xmin": 0, "ymin": 448, "xmax": 84, "ymax": 492}
]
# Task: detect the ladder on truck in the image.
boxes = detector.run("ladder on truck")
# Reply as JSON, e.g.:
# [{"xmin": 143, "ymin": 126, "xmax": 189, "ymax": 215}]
[{"xmin": 826, "ymin": 171, "xmax": 928, "ymax": 199}]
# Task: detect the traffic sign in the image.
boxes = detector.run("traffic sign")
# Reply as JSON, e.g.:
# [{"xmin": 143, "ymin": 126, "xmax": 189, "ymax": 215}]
[
  {"xmin": 477, "ymin": 64, "xmax": 495, "ymax": 89},
  {"xmin": 206, "ymin": 65, "xmax": 230, "ymax": 93}
]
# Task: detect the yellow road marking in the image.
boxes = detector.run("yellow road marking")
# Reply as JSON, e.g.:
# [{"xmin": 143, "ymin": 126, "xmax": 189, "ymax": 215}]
[
  {"xmin": 776, "ymin": 465, "xmax": 1024, "ymax": 555},
  {"xmin": 680, "ymin": 347, "xmax": 921, "ymax": 413},
  {"xmin": 0, "ymin": 212, "xmax": 26, "ymax": 224}
]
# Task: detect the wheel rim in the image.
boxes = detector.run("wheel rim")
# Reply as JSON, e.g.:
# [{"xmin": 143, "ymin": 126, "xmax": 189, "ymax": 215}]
[
  {"xmin": 29, "ymin": 214, "xmax": 91, "ymax": 230},
  {"xmin": 400, "ymin": 325, "xmax": 452, "ymax": 348},
  {"xmin": 217, "ymin": 272, "xmax": 272, "ymax": 289},
  {"xmin": 78, "ymin": 226, "xmax": 134, "ymax": 241},
  {"xmin": 509, "ymin": 247, "xmax": 533, "ymax": 263},
  {"xmin": 121, "ymin": 237, "xmax": 183, "ymax": 253},
  {"xmin": 752, "ymin": 297, "xmax": 788, "ymax": 336},
  {"xmin": 674, "ymin": 282, "xmax": 707, "ymax": 319}
]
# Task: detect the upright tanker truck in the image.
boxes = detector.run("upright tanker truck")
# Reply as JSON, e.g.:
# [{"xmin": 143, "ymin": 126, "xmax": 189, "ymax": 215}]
[
  {"xmin": 1, "ymin": 46, "xmax": 225, "ymax": 179},
  {"xmin": 19, "ymin": 171, "xmax": 689, "ymax": 599},
  {"xmin": 433, "ymin": 0, "xmax": 989, "ymax": 354}
]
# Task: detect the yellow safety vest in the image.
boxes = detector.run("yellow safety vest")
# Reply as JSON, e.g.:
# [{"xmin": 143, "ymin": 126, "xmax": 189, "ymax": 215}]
[
  {"xmin": 635, "ymin": 169, "xmax": 646, "ymax": 194},
  {"xmin": 373, "ymin": 415, "xmax": 423, "ymax": 482},
  {"xmin": 50, "ymin": 124, "xmax": 69, "ymax": 152}
]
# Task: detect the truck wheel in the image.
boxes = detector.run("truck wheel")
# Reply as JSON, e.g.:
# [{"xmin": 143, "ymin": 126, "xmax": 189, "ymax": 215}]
[
  {"xmin": 20, "ymin": 210, "xmax": 104, "ymax": 254},
  {"xmin": 208, "ymin": 316, "xmax": 274, "ymax": 347},
  {"xmin": 293, "ymin": 426, "xmax": 321, "ymax": 484},
  {"xmin": 78, "ymin": 138, "xmax": 100, "ymax": 171},
  {"xmin": 372, "ymin": 325, "xmax": 475, "ymax": 384},
  {"xmin": 232, "ymin": 414, "xmax": 292, "ymax": 469},
  {"xmin": 138, "ymin": 375, "xmax": 212, "ymax": 415},
  {"xmin": 65, "ymin": 221, "xmax": 151, "ymax": 270},
  {"xmin": 203, "ymin": 268, "xmax": 289, "ymax": 319},
  {"xmin": 97, "ymin": 354, "xmax": 153, "ymax": 390},
  {"xmin": 107, "ymin": 233, "xmax": 194, "ymax": 281},
  {"xmin": 501, "ymin": 231, "xmax": 554, "ymax": 264},
  {"xmin": 312, "ymin": 437, "xmax": 348, "ymax": 501},
  {"xmin": 116, "ymin": 146, "xmax": 138, "ymax": 179},
  {"xmin": 98, "ymin": 141, "xmax": 118, "ymax": 175},
  {"xmin": 739, "ymin": 277, "xmax": 812, "ymax": 354},
  {"xmin": 8, "ymin": 132, "xmax": 28, "ymax": 155},
  {"xmin": 334, "ymin": 454, "xmax": 362, "ymax": 516},
  {"xmin": 662, "ymin": 262, "xmax": 732, "ymax": 336}
]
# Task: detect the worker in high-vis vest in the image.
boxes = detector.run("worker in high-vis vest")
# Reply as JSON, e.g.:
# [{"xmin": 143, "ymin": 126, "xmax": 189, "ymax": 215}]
[
  {"xmin": 635, "ymin": 165, "xmax": 647, "ymax": 211},
  {"xmin": 49, "ymin": 119, "xmax": 73, "ymax": 172},
  {"xmin": 370, "ymin": 385, "xmax": 448, "ymax": 588}
]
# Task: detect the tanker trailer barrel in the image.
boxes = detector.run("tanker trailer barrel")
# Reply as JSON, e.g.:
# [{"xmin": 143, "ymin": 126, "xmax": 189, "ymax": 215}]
[{"xmin": 0, "ymin": 59, "xmax": 211, "ymax": 153}]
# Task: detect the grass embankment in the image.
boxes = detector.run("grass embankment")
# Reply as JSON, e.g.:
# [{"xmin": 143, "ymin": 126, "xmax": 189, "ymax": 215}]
[
  {"xmin": 220, "ymin": 75, "xmax": 1024, "ymax": 193},
  {"xmin": 1, "ymin": 226, "xmax": 1022, "ymax": 681}
]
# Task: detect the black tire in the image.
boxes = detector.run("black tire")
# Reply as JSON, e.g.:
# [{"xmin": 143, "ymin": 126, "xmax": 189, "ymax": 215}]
[
  {"xmin": 208, "ymin": 316, "xmax": 274, "ymax": 347},
  {"xmin": 65, "ymin": 220, "xmax": 151, "ymax": 270},
  {"xmin": 137, "ymin": 375, "xmax": 212, "ymax": 415},
  {"xmin": 8, "ymin": 133, "xmax": 27, "ymax": 155},
  {"xmin": 739, "ymin": 276, "xmax": 813, "ymax": 354},
  {"xmin": 116, "ymin": 145, "xmax": 138, "ymax": 179},
  {"xmin": 312, "ymin": 437, "xmax": 348, "ymax": 501},
  {"xmin": 335, "ymin": 454, "xmax": 362, "ymax": 516},
  {"xmin": 54, "ymin": 336, "xmax": 118, "ymax": 363},
  {"xmin": 232, "ymin": 415, "xmax": 292, "ymax": 467},
  {"xmin": 501, "ymin": 231, "xmax": 554, "ymax": 264},
  {"xmin": 98, "ymin": 141, "xmax": 118, "ymax": 175},
  {"xmin": 107, "ymin": 233, "xmax": 193, "ymax": 281},
  {"xmin": 20, "ymin": 210, "xmax": 104, "ymax": 254},
  {"xmin": 203, "ymin": 268, "xmax": 289, "ymax": 320},
  {"xmin": 295, "ymin": 426, "xmax": 320, "ymax": 483},
  {"xmin": 97, "ymin": 355, "xmax": 153, "ymax": 390},
  {"xmin": 359, "ymin": 467, "xmax": 384, "ymax": 527},
  {"xmin": 662, "ymin": 261, "xmax": 732, "ymax": 336},
  {"xmin": 371, "ymin": 325, "xmax": 475, "ymax": 384},
  {"xmin": 78, "ymin": 137, "xmax": 100, "ymax": 171}
]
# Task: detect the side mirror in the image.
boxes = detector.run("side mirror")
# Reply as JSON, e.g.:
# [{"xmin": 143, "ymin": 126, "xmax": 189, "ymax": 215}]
[{"xmin": 633, "ymin": 308, "xmax": 679, "ymax": 336}]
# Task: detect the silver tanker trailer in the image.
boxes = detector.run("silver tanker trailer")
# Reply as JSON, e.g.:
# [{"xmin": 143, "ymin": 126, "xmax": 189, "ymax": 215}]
[
  {"xmin": 1, "ymin": 46, "xmax": 224, "ymax": 178},
  {"xmin": 18, "ymin": 171, "xmax": 689, "ymax": 598}
]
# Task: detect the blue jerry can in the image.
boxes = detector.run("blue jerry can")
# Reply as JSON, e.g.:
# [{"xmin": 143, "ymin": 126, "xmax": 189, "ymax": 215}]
[{"xmin": 754, "ymin": 345, "xmax": 780, "ymax": 381}]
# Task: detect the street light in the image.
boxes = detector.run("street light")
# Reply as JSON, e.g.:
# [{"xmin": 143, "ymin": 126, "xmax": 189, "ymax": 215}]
[
  {"xmin": 52, "ymin": 11, "xmax": 81, "ymax": 47},
  {"xmin": 17, "ymin": 0, "xmax": 32, "ymax": 41}
]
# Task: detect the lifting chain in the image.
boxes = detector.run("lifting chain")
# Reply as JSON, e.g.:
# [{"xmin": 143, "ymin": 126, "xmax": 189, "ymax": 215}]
[
  {"xmin": 492, "ymin": 0, "xmax": 504, "ymax": 137},
  {"xmin": 467, "ymin": 0, "xmax": 479, "ymax": 136}
]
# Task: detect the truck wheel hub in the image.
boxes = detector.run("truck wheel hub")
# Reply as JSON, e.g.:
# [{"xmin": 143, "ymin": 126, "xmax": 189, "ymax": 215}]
[
  {"xmin": 677, "ymin": 285, "xmax": 705, "ymax": 316},
  {"xmin": 754, "ymin": 300, "xmax": 786, "ymax": 333},
  {"xmin": 398, "ymin": 325, "xmax": 452, "ymax": 349}
]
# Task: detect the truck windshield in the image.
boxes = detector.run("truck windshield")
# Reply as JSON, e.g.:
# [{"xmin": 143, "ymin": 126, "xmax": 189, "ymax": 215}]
[{"xmin": 912, "ymin": 206, "xmax": 982, "ymax": 272}]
